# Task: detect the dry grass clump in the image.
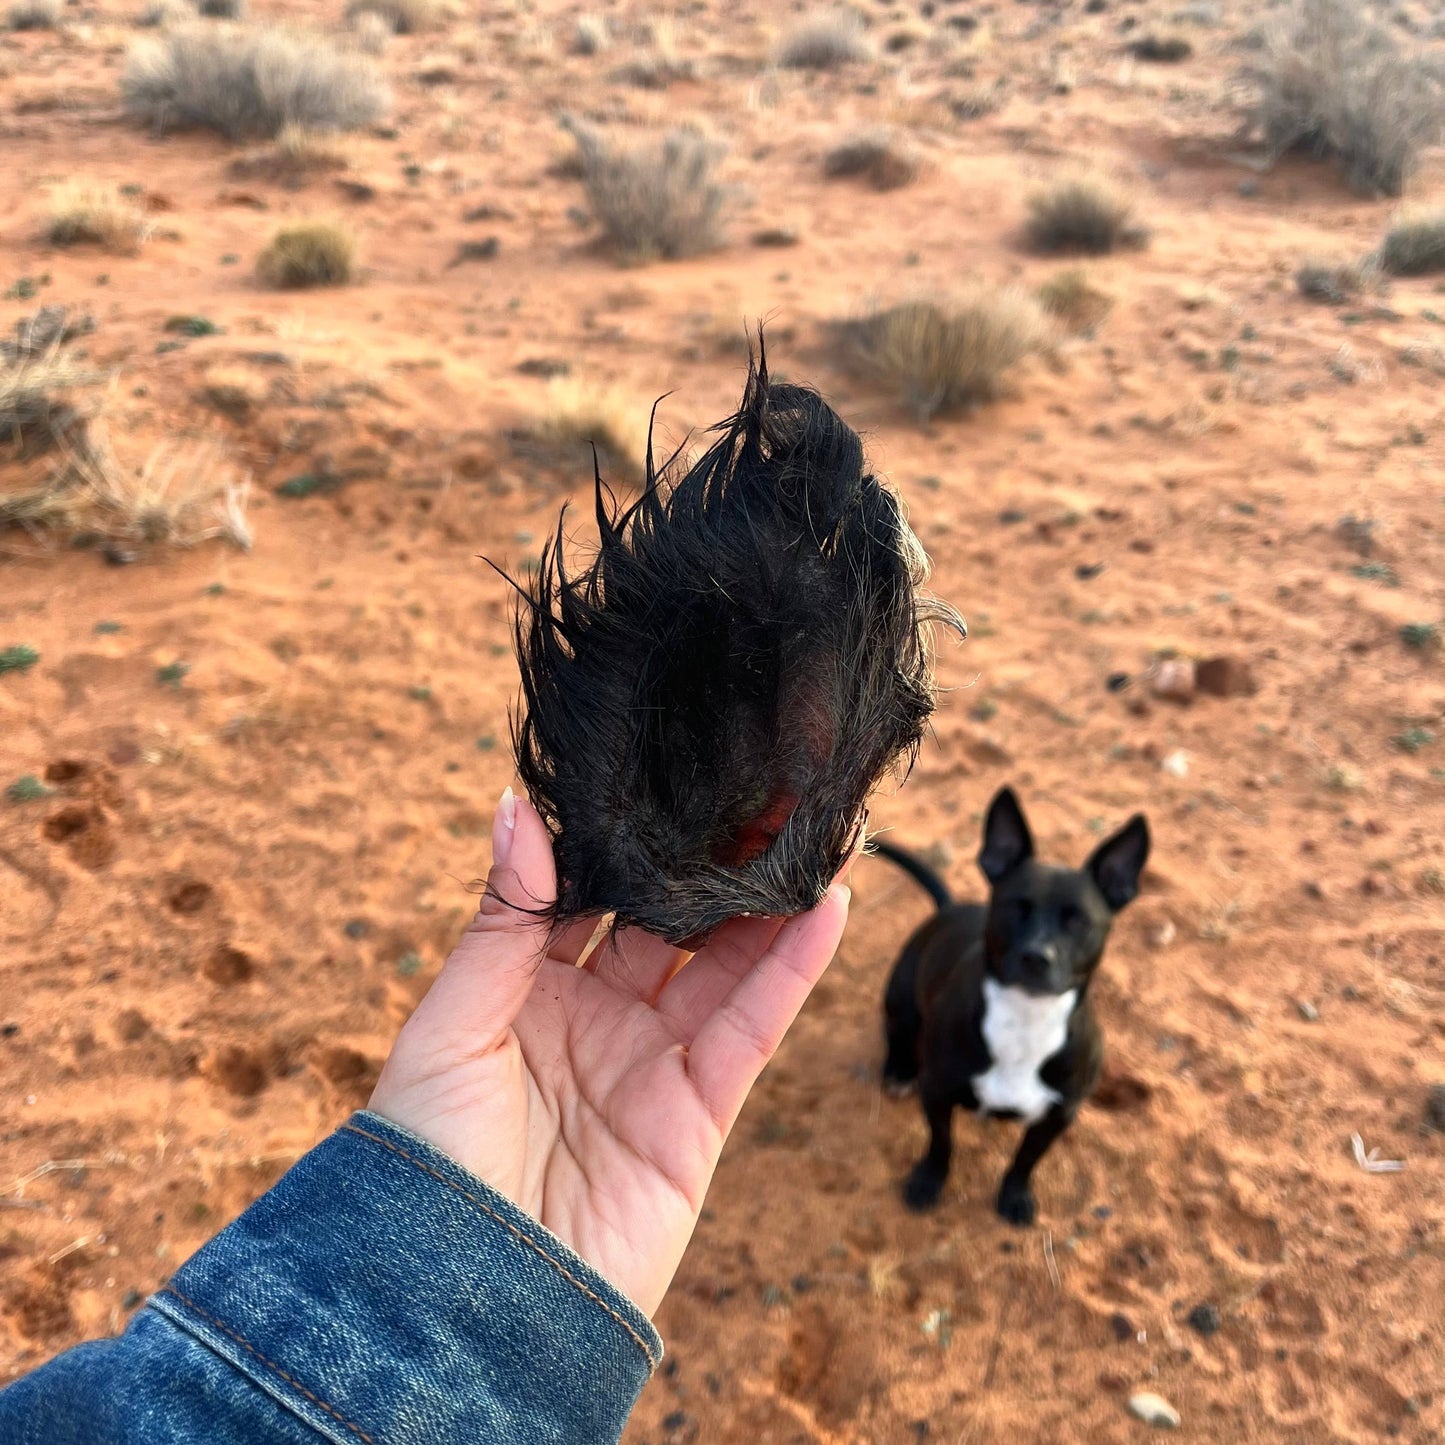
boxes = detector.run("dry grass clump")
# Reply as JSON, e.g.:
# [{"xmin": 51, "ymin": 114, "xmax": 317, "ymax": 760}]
[
  {"xmin": 561, "ymin": 116, "xmax": 728, "ymax": 263},
  {"xmin": 1242, "ymin": 0, "xmax": 1445, "ymax": 197},
  {"xmin": 571, "ymin": 12, "xmax": 608, "ymax": 55},
  {"xmin": 196, "ymin": 0, "xmax": 243, "ymax": 16},
  {"xmin": 523, "ymin": 377, "xmax": 649, "ymax": 484},
  {"xmin": 1295, "ymin": 256, "xmax": 1374, "ymax": 300},
  {"xmin": 838, "ymin": 291, "xmax": 1051, "ymax": 419},
  {"xmin": 7, "ymin": 0, "xmax": 59, "ymax": 29},
  {"xmin": 122, "ymin": 25, "xmax": 389, "ymax": 139},
  {"xmin": 1379, "ymin": 211, "xmax": 1445, "ymax": 275},
  {"xmin": 345, "ymin": 0, "xmax": 437, "ymax": 34},
  {"xmin": 347, "ymin": 10, "xmax": 389, "ymax": 53},
  {"xmin": 0, "ymin": 353, "xmax": 98, "ymax": 458},
  {"xmin": 44, "ymin": 184, "xmax": 151, "ymax": 253},
  {"xmin": 823, "ymin": 128, "xmax": 920, "ymax": 191},
  {"xmin": 1036, "ymin": 268, "xmax": 1113, "ymax": 331},
  {"xmin": 1025, "ymin": 176, "xmax": 1149, "ymax": 254},
  {"xmin": 255, "ymin": 221, "xmax": 356, "ymax": 287},
  {"xmin": 136, "ymin": 0, "xmax": 186, "ymax": 25},
  {"xmin": 776, "ymin": 9, "xmax": 873, "ymax": 69}
]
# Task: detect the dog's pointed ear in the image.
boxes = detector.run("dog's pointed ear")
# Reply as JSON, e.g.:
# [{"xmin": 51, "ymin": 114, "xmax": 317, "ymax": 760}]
[
  {"xmin": 1087, "ymin": 814, "xmax": 1150, "ymax": 911},
  {"xmin": 978, "ymin": 787, "xmax": 1034, "ymax": 883}
]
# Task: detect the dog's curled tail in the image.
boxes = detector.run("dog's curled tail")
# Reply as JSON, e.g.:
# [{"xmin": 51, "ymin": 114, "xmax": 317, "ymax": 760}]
[{"xmin": 868, "ymin": 838, "xmax": 952, "ymax": 911}]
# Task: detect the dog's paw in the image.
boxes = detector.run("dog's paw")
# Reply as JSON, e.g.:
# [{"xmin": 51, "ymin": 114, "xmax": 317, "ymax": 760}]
[
  {"xmin": 995, "ymin": 1178, "xmax": 1037, "ymax": 1227},
  {"xmin": 902, "ymin": 1164, "xmax": 946, "ymax": 1212}
]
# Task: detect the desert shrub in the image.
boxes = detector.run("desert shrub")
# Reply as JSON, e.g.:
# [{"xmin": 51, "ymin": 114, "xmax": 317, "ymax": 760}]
[
  {"xmin": 44, "ymin": 184, "xmax": 151, "ymax": 252},
  {"xmin": 347, "ymin": 10, "xmax": 389, "ymax": 52},
  {"xmin": 1379, "ymin": 211, "xmax": 1445, "ymax": 274},
  {"xmin": 572, "ymin": 13, "xmax": 607, "ymax": 54},
  {"xmin": 231, "ymin": 125, "xmax": 349, "ymax": 184},
  {"xmin": 255, "ymin": 221, "xmax": 355, "ymax": 287},
  {"xmin": 1025, "ymin": 176, "xmax": 1148, "ymax": 254},
  {"xmin": 196, "ymin": 0, "xmax": 243, "ymax": 16},
  {"xmin": 136, "ymin": 0, "xmax": 186, "ymax": 23},
  {"xmin": 838, "ymin": 291, "xmax": 1051, "ymax": 419},
  {"xmin": 345, "ymin": 0, "xmax": 437, "ymax": 35},
  {"xmin": 1036, "ymin": 268, "xmax": 1113, "ymax": 330},
  {"xmin": 7, "ymin": 0, "xmax": 59, "ymax": 28},
  {"xmin": 561, "ymin": 116, "xmax": 728, "ymax": 262},
  {"xmin": 1242, "ymin": 0, "xmax": 1445, "ymax": 197},
  {"xmin": 823, "ymin": 128, "xmax": 920, "ymax": 190},
  {"xmin": 1295, "ymin": 256, "xmax": 1373, "ymax": 299},
  {"xmin": 0, "ymin": 353, "xmax": 98, "ymax": 446},
  {"xmin": 776, "ymin": 9, "xmax": 873, "ymax": 69},
  {"xmin": 122, "ymin": 25, "xmax": 388, "ymax": 139},
  {"xmin": 1129, "ymin": 33, "xmax": 1192, "ymax": 61}
]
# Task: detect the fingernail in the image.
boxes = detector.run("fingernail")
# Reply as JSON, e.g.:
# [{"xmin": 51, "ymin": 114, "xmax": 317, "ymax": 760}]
[
  {"xmin": 830, "ymin": 882, "xmax": 852, "ymax": 909},
  {"xmin": 493, "ymin": 786, "xmax": 517, "ymax": 868}
]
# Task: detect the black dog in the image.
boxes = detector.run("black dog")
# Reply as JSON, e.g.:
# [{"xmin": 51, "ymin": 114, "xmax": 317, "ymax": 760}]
[{"xmin": 875, "ymin": 788, "xmax": 1149, "ymax": 1225}]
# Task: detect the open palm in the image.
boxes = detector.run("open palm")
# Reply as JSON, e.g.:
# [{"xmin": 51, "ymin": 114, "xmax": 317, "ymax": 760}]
[{"xmin": 371, "ymin": 789, "xmax": 849, "ymax": 1315}]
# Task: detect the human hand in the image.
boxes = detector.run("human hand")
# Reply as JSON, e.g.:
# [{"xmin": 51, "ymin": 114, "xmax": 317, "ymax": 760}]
[{"xmin": 370, "ymin": 788, "xmax": 851, "ymax": 1315}]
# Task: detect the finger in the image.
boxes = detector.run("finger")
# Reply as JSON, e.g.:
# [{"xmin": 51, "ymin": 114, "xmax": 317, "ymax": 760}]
[
  {"xmin": 398, "ymin": 788, "xmax": 559, "ymax": 1048},
  {"xmin": 581, "ymin": 925, "xmax": 688, "ymax": 1004},
  {"xmin": 684, "ymin": 884, "xmax": 850, "ymax": 1133},
  {"xmin": 654, "ymin": 913, "xmax": 786, "ymax": 1036}
]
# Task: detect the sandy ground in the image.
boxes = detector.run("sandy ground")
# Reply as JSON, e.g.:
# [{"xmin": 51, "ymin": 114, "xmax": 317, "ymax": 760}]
[{"xmin": 3, "ymin": 0, "xmax": 1445, "ymax": 1439}]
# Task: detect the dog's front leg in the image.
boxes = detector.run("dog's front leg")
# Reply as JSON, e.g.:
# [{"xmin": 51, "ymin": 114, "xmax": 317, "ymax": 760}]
[
  {"xmin": 902, "ymin": 1085, "xmax": 954, "ymax": 1211},
  {"xmin": 996, "ymin": 1107, "xmax": 1074, "ymax": 1226}
]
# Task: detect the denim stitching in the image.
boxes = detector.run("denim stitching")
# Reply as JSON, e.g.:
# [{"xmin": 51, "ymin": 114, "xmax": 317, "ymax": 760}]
[
  {"xmin": 343, "ymin": 1122, "xmax": 660, "ymax": 1370},
  {"xmin": 161, "ymin": 1286, "xmax": 375, "ymax": 1444}
]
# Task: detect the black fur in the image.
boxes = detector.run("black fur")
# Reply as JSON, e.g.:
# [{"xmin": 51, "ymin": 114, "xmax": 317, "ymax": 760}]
[
  {"xmin": 510, "ymin": 349, "xmax": 962, "ymax": 944},
  {"xmin": 878, "ymin": 789, "xmax": 1150, "ymax": 1224}
]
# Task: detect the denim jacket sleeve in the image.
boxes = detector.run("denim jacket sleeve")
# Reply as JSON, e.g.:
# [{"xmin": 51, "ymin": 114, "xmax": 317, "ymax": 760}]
[{"xmin": 0, "ymin": 1111, "xmax": 663, "ymax": 1445}]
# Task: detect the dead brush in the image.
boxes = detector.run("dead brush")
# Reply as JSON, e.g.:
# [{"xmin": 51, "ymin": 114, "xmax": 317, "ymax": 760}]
[
  {"xmin": 230, "ymin": 125, "xmax": 349, "ymax": 186},
  {"xmin": 44, "ymin": 184, "xmax": 152, "ymax": 253},
  {"xmin": 122, "ymin": 24, "xmax": 389, "ymax": 139},
  {"xmin": 775, "ymin": 9, "xmax": 874, "ymax": 69},
  {"xmin": 1241, "ymin": 0, "xmax": 1445, "ymax": 197},
  {"xmin": 1036, "ymin": 268, "xmax": 1113, "ymax": 331},
  {"xmin": 66, "ymin": 433, "xmax": 253, "ymax": 549},
  {"xmin": 837, "ymin": 291, "xmax": 1052, "ymax": 420},
  {"xmin": 1379, "ymin": 210, "xmax": 1445, "ymax": 275},
  {"xmin": 0, "ymin": 350, "xmax": 100, "ymax": 455},
  {"xmin": 1025, "ymin": 176, "xmax": 1149, "ymax": 254},
  {"xmin": 560, "ymin": 115, "xmax": 729, "ymax": 262},
  {"xmin": 823, "ymin": 128, "xmax": 920, "ymax": 191}
]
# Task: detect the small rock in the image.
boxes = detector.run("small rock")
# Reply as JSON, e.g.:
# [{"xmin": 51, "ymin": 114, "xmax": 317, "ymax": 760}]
[
  {"xmin": 752, "ymin": 226, "xmax": 799, "ymax": 247},
  {"xmin": 1150, "ymin": 658, "xmax": 1195, "ymax": 702},
  {"xmin": 1426, "ymin": 1084, "xmax": 1445, "ymax": 1132},
  {"xmin": 121, "ymin": 1288, "xmax": 143, "ymax": 1309},
  {"xmin": 1161, "ymin": 749, "xmax": 1190, "ymax": 779},
  {"xmin": 1107, "ymin": 672, "xmax": 1131, "ymax": 692},
  {"xmin": 1186, "ymin": 1302, "xmax": 1220, "ymax": 1336},
  {"xmin": 1128, "ymin": 1392, "xmax": 1181, "ymax": 1429},
  {"xmin": 1195, "ymin": 655, "xmax": 1257, "ymax": 698},
  {"xmin": 1296, "ymin": 1000, "xmax": 1319, "ymax": 1022}
]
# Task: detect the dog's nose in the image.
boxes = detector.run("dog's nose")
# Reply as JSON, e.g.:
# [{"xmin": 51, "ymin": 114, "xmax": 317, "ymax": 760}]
[{"xmin": 1020, "ymin": 947, "xmax": 1052, "ymax": 979}]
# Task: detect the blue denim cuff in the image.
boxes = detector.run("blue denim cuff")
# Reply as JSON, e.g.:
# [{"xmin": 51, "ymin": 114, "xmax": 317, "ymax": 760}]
[{"xmin": 149, "ymin": 1111, "xmax": 662, "ymax": 1445}]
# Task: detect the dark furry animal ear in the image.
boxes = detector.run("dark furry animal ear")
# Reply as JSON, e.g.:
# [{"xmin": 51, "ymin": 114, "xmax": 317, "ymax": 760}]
[{"xmin": 510, "ymin": 347, "xmax": 963, "ymax": 945}]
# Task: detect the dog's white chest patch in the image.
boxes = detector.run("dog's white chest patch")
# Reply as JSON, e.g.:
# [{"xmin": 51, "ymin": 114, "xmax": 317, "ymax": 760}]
[{"xmin": 972, "ymin": 979, "xmax": 1077, "ymax": 1124}]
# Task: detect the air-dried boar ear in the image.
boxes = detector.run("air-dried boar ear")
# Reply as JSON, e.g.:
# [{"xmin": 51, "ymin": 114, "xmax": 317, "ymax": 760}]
[{"xmin": 509, "ymin": 348, "xmax": 963, "ymax": 945}]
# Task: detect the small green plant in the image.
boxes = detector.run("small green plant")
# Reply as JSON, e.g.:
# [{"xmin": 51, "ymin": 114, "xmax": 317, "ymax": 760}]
[
  {"xmin": 1351, "ymin": 561, "xmax": 1398, "ymax": 585},
  {"xmin": 5, "ymin": 775, "xmax": 52, "ymax": 802},
  {"xmin": 165, "ymin": 315, "xmax": 221, "ymax": 336},
  {"xmin": 276, "ymin": 472, "xmax": 342, "ymax": 498},
  {"xmin": 156, "ymin": 661, "xmax": 190, "ymax": 686},
  {"xmin": 1394, "ymin": 726, "xmax": 1435, "ymax": 753},
  {"xmin": 397, "ymin": 950, "xmax": 423, "ymax": 976},
  {"xmin": 1400, "ymin": 622, "xmax": 1438, "ymax": 649},
  {"xmin": 256, "ymin": 222, "xmax": 355, "ymax": 288},
  {"xmin": 95, "ymin": 620, "xmax": 124, "ymax": 633},
  {"xmin": 0, "ymin": 645, "xmax": 40, "ymax": 675}
]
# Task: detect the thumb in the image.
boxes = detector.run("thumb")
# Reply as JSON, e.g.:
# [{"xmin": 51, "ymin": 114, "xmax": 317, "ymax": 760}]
[{"xmin": 399, "ymin": 788, "xmax": 560, "ymax": 1048}]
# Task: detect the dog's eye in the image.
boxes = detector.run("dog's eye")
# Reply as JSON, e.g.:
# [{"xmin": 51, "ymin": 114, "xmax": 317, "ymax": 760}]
[{"xmin": 1062, "ymin": 906, "xmax": 1085, "ymax": 930}]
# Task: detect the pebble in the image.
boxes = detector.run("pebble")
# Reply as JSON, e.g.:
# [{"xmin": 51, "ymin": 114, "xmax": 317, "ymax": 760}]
[
  {"xmin": 1296, "ymin": 1000, "xmax": 1319, "ymax": 1022},
  {"xmin": 1128, "ymin": 1392, "xmax": 1181, "ymax": 1429},
  {"xmin": 1186, "ymin": 1302, "xmax": 1221, "ymax": 1336},
  {"xmin": 1151, "ymin": 659, "xmax": 1195, "ymax": 702},
  {"xmin": 1161, "ymin": 749, "xmax": 1190, "ymax": 779},
  {"xmin": 1426, "ymin": 1084, "xmax": 1445, "ymax": 1133}
]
